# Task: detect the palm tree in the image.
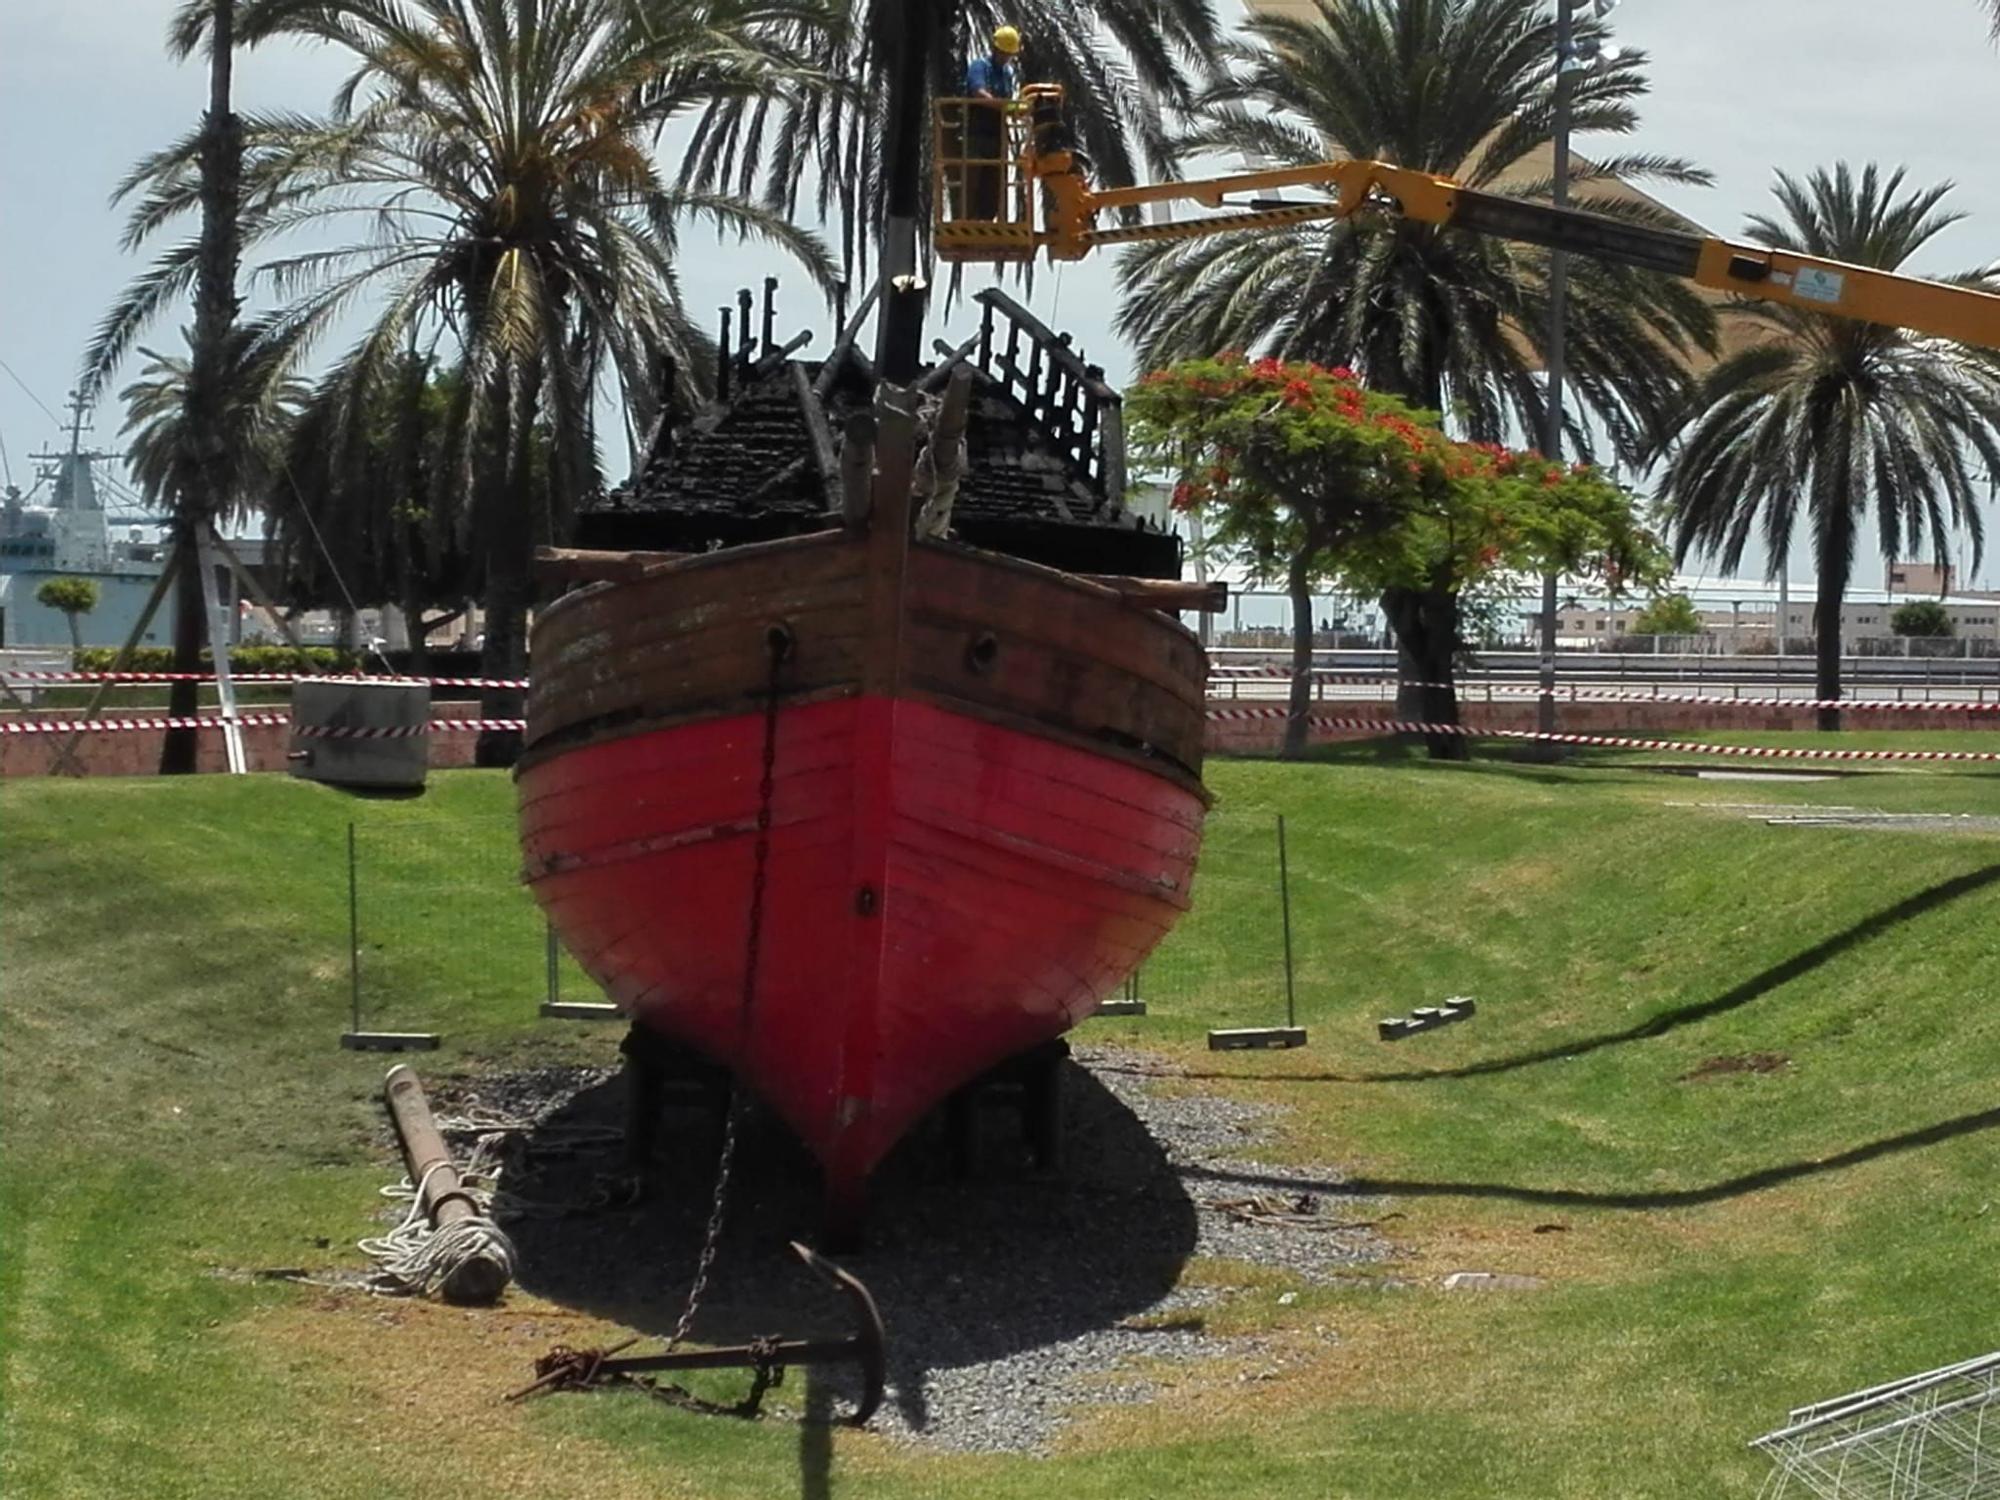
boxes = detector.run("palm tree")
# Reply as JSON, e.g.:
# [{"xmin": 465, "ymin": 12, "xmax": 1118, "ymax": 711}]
[
  {"xmin": 1653, "ymin": 164, "xmax": 2000, "ymax": 730},
  {"xmin": 272, "ymin": 355, "xmax": 475, "ymax": 676},
  {"xmin": 95, "ymin": 0, "xmax": 837, "ymax": 764},
  {"xmin": 1118, "ymin": 0, "xmax": 1713, "ymax": 446},
  {"xmin": 1113, "ymin": 0, "xmax": 1716, "ymax": 745},
  {"xmin": 120, "ymin": 329, "xmax": 307, "ymax": 582},
  {"xmin": 75, "ymin": 0, "xmax": 246, "ymax": 773},
  {"xmin": 680, "ymin": 0, "xmax": 1224, "ymax": 291}
]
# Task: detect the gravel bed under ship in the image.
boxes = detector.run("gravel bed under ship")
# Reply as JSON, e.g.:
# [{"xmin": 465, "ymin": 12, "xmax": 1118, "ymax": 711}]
[{"xmin": 470, "ymin": 1045, "xmax": 1394, "ymax": 1453}]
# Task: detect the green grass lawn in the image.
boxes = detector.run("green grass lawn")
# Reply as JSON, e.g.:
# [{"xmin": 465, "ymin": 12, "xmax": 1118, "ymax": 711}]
[{"xmin": 4, "ymin": 742, "xmax": 1998, "ymax": 1498}]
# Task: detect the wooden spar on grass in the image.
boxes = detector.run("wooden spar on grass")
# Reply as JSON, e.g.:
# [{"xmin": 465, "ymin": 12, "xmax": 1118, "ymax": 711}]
[
  {"xmin": 382, "ymin": 1064, "xmax": 511, "ymax": 1304},
  {"xmin": 535, "ymin": 545, "xmax": 1228, "ymax": 613}
]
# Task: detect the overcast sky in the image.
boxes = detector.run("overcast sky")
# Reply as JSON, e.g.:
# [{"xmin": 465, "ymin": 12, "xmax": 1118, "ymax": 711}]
[{"xmin": 3, "ymin": 0, "xmax": 1996, "ymax": 582}]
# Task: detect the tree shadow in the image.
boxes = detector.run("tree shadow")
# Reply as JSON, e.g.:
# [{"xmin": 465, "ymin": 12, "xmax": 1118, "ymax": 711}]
[
  {"xmin": 1132, "ymin": 863, "xmax": 2000, "ymax": 1088},
  {"xmin": 497, "ymin": 1060, "xmax": 1198, "ymax": 1437},
  {"xmin": 1182, "ymin": 1101, "xmax": 2000, "ymax": 1210}
]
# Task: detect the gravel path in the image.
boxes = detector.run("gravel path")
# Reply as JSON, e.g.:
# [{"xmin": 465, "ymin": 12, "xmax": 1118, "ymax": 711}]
[{"xmin": 440, "ymin": 1045, "xmax": 1391, "ymax": 1453}]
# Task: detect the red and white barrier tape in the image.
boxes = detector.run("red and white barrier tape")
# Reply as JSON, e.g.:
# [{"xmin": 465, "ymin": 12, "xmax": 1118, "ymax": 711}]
[
  {"xmin": 0, "ymin": 716, "xmax": 522, "ymax": 737},
  {"xmin": 1209, "ymin": 705, "xmax": 2000, "ymax": 762},
  {"xmin": 1209, "ymin": 666, "xmax": 1399, "ymax": 683},
  {"xmin": 5, "ymin": 702, "xmax": 1993, "ymax": 764},
  {"xmin": 1405, "ymin": 684, "xmax": 2000, "ymax": 714},
  {"xmin": 22, "ymin": 664, "xmax": 1995, "ymax": 717},
  {"xmin": 0, "ymin": 669, "xmax": 530, "ymax": 689},
  {"xmin": 1214, "ymin": 674, "xmax": 2000, "ymax": 716}
]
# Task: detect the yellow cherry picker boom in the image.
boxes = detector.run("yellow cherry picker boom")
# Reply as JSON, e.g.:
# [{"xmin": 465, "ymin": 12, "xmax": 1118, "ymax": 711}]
[{"xmin": 930, "ymin": 86, "xmax": 2000, "ymax": 351}]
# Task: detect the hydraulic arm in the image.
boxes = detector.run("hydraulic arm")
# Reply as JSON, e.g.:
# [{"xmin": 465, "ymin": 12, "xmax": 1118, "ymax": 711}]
[{"xmin": 932, "ymin": 87, "xmax": 2000, "ymax": 352}]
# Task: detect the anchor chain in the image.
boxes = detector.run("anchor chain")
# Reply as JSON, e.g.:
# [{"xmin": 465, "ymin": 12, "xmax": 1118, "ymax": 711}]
[{"xmin": 661, "ymin": 623, "xmax": 791, "ymax": 1357}]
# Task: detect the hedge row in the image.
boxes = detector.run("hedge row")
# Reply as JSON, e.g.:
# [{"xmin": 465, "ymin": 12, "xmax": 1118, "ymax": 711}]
[{"xmin": 71, "ymin": 646, "xmax": 360, "ymax": 674}]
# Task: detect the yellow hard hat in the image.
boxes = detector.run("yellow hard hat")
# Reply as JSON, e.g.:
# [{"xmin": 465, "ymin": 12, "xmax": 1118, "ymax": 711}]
[{"xmin": 992, "ymin": 24, "xmax": 1021, "ymax": 53}]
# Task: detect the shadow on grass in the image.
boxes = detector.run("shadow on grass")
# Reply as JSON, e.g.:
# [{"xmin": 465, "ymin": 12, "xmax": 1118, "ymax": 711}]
[
  {"xmin": 498, "ymin": 1061, "xmax": 1196, "ymax": 1439},
  {"xmin": 1183, "ymin": 1102, "xmax": 2000, "ymax": 1209},
  {"xmin": 1141, "ymin": 863, "xmax": 2000, "ymax": 1088}
]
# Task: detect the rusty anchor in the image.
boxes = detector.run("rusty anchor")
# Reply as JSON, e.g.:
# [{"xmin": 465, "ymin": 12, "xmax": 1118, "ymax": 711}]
[{"xmin": 507, "ymin": 1241, "xmax": 887, "ymax": 1425}]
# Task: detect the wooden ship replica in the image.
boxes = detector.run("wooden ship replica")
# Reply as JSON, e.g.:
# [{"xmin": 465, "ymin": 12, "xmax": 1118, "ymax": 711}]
[{"xmin": 517, "ymin": 282, "xmax": 1216, "ymax": 1232}]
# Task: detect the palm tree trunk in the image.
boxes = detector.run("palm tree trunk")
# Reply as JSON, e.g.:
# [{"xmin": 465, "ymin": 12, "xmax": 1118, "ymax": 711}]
[
  {"xmin": 164, "ymin": 0, "xmax": 241, "ymax": 775},
  {"xmin": 475, "ymin": 370, "xmax": 536, "ymax": 766},
  {"xmin": 1368, "ymin": 368, "xmax": 1466, "ymax": 741},
  {"xmin": 1282, "ymin": 552, "xmax": 1317, "ymax": 759},
  {"xmin": 1382, "ymin": 585, "xmax": 1467, "ymax": 761},
  {"xmin": 160, "ymin": 544, "xmax": 207, "ymax": 774},
  {"xmin": 1813, "ymin": 508, "xmax": 1851, "ymax": 733}
]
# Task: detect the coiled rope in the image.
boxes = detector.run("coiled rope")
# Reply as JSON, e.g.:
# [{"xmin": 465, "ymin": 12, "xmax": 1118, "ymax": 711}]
[{"xmin": 358, "ymin": 1152, "xmax": 517, "ymax": 1299}]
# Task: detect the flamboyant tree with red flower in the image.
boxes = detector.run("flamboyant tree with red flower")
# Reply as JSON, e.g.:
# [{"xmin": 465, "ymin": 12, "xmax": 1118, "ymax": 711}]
[
  {"xmin": 1129, "ymin": 353, "xmax": 1454, "ymax": 755},
  {"xmin": 1340, "ymin": 444, "xmax": 1663, "ymax": 756},
  {"xmin": 1129, "ymin": 355, "xmax": 1663, "ymax": 758}
]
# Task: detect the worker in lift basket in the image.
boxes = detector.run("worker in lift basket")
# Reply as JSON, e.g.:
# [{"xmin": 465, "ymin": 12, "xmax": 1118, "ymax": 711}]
[{"xmin": 962, "ymin": 25, "xmax": 1022, "ymax": 222}]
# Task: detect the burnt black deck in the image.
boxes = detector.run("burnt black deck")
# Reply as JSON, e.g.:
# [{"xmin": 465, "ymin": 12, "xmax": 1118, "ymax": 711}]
[{"xmin": 578, "ymin": 287, "xmax": 1180, "ymax": 579}]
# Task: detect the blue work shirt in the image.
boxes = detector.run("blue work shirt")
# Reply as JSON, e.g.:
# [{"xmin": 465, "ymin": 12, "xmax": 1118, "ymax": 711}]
[{"xmin": 965, "ymin": 56, "xmax": 1018, "ymax": 99}]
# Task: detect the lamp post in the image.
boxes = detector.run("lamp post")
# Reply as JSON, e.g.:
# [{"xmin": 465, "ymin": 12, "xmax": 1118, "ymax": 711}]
[{"xmin": 1538, "ymin": 0, "xmax": 1622, "ymax": 741}]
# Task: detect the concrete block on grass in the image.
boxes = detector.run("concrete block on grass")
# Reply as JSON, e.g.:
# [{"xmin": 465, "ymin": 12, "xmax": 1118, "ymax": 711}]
[
  {"xmin": 1208, "ymin": 1027, "xmax": 1308, "ymax": 1051},
  {"xmin": 1377, "ymin": 997, "xmax": 1477, "ymax": 1041}
]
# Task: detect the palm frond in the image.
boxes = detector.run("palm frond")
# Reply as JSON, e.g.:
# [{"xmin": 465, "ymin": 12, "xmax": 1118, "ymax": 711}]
[{"xmin": 1658, "ymin": 165, "xmax": 2000, "ymax": 670}]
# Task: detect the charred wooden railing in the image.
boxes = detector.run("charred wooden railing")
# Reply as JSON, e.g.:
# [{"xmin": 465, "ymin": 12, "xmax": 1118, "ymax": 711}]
[{"xmin": 971, "ymin": 288, "xmax": 1126, "ymax": 505}]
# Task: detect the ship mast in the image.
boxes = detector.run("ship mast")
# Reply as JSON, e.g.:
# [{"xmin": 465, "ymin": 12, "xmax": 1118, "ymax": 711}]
[
  {"xmin": 27, "ymin": 391, "xmax": 117, "ymax": 516},
  {"xmin": 872, "ymin": 0, "xmax": 939, "ymax": 383}
]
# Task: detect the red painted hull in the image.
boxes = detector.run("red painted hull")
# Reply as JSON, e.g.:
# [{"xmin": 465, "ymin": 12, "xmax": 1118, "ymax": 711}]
[{"xmin": 518, "ymin": 693, "xmax": 1203, "ymax": 1200}]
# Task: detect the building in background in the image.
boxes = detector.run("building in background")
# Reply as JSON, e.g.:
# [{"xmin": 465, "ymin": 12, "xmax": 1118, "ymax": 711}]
[{"xmin": 1541, "ymin": 579, "xmax": 2000, "ymax": 649}]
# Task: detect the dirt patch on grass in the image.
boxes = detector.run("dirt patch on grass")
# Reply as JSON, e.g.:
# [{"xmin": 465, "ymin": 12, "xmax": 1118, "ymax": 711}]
[{"xmin": 1679, "ymin": 1052, "xmax": 1791, "ymax": 1082}]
